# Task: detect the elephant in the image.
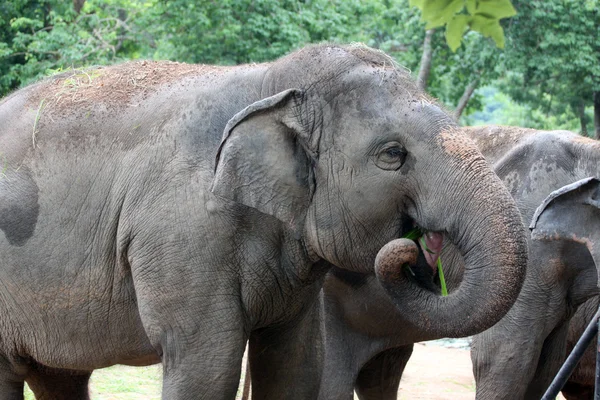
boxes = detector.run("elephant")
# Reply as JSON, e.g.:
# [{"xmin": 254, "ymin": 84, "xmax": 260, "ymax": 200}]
[
  {"xmin": 319, "ymin": 125, "xmax": 600, "ymax": 400},
  {"xmin": 0, "ymin": 45, "xmax": 527, "ymax": 400},
  {"xmin": 531, "ymin": 177, "xmax": 600, "ymax": 400},
  {"xmin": 562, "ymin": 296, "xmax": 599, "ymax": 400}
]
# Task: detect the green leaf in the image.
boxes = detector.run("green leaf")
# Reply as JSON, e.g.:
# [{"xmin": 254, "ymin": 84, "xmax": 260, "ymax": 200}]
[
  {"xmin": 402, "ymin": 227, "xmax": 425, "ymax": 241},
  {"xmin": 421, "ymin": 0, "xmax": 453, "ymax": 21},
  {"xmin": 469, "ymin": 14, "xmax": 496, "ymax": 32},
  {"xmin": 446, "ymin": 14, "xmax": 470, "ymax": 51},
  {"xmin": 477, "ymin": 19, "xmax": 505, "ymax": 48},
  {"xmin": 477, "ymin": 0, "xmax": 517, "ymax": 20},
  {"xmin": 423, "ymin": 0, "xmax": 465, "ymax": 29},
  {"xmin": 465, "ymin": 0, "xmax": 477, "ymax": 15},
  {"xmin": 438, "ymin": 258, "xmax": 448, "ymax": 296}
]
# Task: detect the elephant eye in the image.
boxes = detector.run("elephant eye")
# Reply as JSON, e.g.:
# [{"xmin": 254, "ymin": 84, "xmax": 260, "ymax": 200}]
[{"xmin": 376, "ymin": 144, "xmax": 407, "ymax": 171}]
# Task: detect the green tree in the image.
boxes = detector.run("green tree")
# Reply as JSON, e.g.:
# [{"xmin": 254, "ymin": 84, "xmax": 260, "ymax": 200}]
[
  {"xmin": 0, "ymin": 0, "xmax": 148, "ymax": 96},
  {"xmin": 501, "ymin": 0, "xmax": 600, "ymax": 136},
  {"xmin": 143, "ymin": 0, "xmax": 372, "ymax": 65}
]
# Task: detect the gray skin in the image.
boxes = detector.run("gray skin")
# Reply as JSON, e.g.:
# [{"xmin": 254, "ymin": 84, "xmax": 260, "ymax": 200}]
[
  {"xmin": 320, "ymin": 125, "xmax": 600, "ymax": 400},
  {"xmin": 562, "ymin": 296, "xmax": 599, "ymax": 400},
  {"xmin": 0, "ymin": 45, "xmax": 527, "ymax": 400},
  {"xmin": 531, "ymin": 177, "xmax": 600, "ymax": 400}
]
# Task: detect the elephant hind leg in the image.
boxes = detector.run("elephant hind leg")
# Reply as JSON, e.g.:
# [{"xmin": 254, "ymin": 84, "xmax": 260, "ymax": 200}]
[
  {"xmin": 355, "ymin": 345, "xmax": 414, "ymax": 400},
  {"xmin": 25, "ymin": 367, "xmax": 91, "ymax": 400}
]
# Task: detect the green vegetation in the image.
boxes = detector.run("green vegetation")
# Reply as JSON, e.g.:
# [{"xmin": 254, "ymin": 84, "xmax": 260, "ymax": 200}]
[
  {"xmin": 409, "ymin": 0, "xmax": 517, "ymax": 51},
  {"xmin": 1, "ymin": 0, "xmax": 598, "ymax": 135},
  {"xmin": 402, "ymin": 228, "xmax": 448, "ymax": 296}
]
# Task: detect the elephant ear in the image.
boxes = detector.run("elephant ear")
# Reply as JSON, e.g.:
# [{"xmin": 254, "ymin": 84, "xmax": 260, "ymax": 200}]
[
  {"xmin": 530, "ymin": 177, "xmax": 600, "ymax": 230},
  {"xmin": 211, "ymin": 89, "xmax": 317, "ymax": 232}
]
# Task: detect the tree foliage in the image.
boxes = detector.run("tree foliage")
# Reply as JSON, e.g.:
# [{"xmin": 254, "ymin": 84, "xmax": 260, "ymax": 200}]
[
  {"xmin": 501, "ymin": 0, "xmax": 600, "ymax": 135},
  {"xmin": 408, "ymin": 0, "xmax": 516, "ymax": 51},
  {"xmin": 0, "ymin": 0, "xmax": 596, "ymax": 134},
  {"xmin": 0, "ymin": 0, "xmax": 148, "ymax": 95}
]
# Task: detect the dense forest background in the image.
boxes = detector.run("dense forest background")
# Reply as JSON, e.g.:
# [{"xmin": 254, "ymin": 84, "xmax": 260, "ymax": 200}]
[{"xmin": 1, "ymin": 0, "xmax": 599, "ymax": 135}]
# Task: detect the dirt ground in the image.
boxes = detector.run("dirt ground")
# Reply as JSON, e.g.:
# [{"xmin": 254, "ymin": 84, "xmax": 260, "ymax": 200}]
[
  {"xmin": 81, "ymin": 342, "xmax": 567, "ymax": 399},
  {"xmin": 398, "ymin": 343, "xmax": 566, "ymax": 400},
  {"xmin": 397, "ymin": 343, "xmax": 475, "ymax": 400}
]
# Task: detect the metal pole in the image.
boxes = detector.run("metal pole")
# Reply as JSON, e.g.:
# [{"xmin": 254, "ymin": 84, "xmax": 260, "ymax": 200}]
[
  {"xmin": 595, "ymin": 310, "xmax": 600, "ymax": 400},
  {"xmin": 541, "ymin": 306, "xmax": 600, "ymax": 400}
]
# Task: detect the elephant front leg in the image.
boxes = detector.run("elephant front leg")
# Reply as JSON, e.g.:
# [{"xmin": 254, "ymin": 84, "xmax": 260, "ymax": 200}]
[
  {"xmin": 160, "ymin": 327, "xmax": 247, "ymax": 400},
  {"xmin": 248, "ymin": 299, "xmax": 323, "ymax": 400},
  {"xmin": 524, "ymin": 322, "xmax": 570, "ymax": 399},
  {"xmin": 472, "ymin": 323, "xmax": 549, "ymax": 400},
  {"xmin": 133, "ymin": 276, "xmax": 248, "ymax": 399},
  {"xmin": 355, "ymin": 345, "xmax": 414, "ymax": 400}
]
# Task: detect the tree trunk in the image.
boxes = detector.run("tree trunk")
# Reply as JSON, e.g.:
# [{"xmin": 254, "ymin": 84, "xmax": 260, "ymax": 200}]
[
  {"xmin": 73, "ymin": 0, "xmax": 85, "ymax": 14},
  {"xmin": 417, "ymin": 29, "xmax": 435, "ymax": 91},
  {"xmin": 115, "ymin": 8, "xmax": 128, "ymax": 53},
  {"xmin": 594, "ymin": 91, "xmax": 600, "ymax": 140},
  {"xmin": 579, "ymin": 99, "xmax": 588, "ymax": 137},
  {"xmin": 454, "ymin": 78, "xmax": 479, "ymax": 119}
]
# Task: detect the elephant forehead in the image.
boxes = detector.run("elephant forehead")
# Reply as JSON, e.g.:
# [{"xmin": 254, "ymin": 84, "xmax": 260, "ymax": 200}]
[{"xmin": 329, "ymin": 93, "xmax": 453, "ymax": 145}]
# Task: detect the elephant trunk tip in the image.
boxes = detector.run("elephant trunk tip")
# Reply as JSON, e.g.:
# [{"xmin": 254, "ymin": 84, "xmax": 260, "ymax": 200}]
[{"xmin": 375, "ymin": 238, "xmax": 418, "ymax": 283}]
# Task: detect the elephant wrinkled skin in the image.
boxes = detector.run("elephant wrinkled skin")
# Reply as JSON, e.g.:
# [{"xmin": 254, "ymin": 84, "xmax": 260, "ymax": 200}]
[
  {"xmin": 320, "ymin": 125, "xmax": 599, "ymax": 400},
  {"xmin": 0, "ymin": 46, "xmax": 526, "ymax": 399}
]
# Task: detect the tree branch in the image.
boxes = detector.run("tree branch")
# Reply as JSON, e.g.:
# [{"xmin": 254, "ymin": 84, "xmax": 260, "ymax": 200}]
[
  {"xmin": 417, "ymin": 29, "xmax": 435, "ymax": 91},
  {"xmin": 594, "ymin": 91, "xmax": 600, "ymax": 140},
  {"xmin": 454, "ymin": 77, "xmax": 480, "ymax": 119}
]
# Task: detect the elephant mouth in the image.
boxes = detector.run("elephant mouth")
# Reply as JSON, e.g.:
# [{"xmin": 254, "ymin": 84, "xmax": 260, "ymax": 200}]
[{"xmin": 398, "ymin": 220, "xmax": 445, "ymax": 294}]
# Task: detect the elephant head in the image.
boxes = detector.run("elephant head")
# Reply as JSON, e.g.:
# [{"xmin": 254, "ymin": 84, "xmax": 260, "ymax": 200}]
[
  {"xmin": 212, "ymin": 44, "xmax": 527, "ymax": 338},
  {"xmin": 531, "ymin": 177, "xmax": 600, "ymax": 287}
]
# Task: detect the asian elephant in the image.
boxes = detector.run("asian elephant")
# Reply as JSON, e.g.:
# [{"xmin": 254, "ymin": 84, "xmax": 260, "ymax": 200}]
[
  {"xmin": 531, "ymin": 177, "xmax": 600, "ymax": 400},
  {"xmin": 319, "ymin": 125, "xmax": 599, "ymax": 400},
  {"xmin": 0, "ymin": 45, "xmax": 527, "ymax": 400}
]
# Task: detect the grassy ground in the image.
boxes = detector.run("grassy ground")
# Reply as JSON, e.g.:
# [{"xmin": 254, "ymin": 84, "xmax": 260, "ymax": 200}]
[
  {"xmin": 23, "ymin": 364, "xmax": 253, "ymax": 399},
  {"xmin": 24, "ymin": 365, "xmax": 163, "ymax": 400}
]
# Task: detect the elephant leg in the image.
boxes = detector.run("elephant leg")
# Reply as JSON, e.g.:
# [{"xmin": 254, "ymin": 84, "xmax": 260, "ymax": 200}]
[
  {"xmin": 524, "ymin": 323, "xmax": 570, "ymax": 399},
  {"xmin": 472, "ymin": 323, "xmax": 547, "ymax": 399},
  {"xmin": 156, "ymin": 315, "xmax": 247, "ymax": 400},
  {"xmin": 317, "ymin": 331, "xmax": 359, "ymax": 400},
  {"xmin": 249, "ymin": 299, "xmax": 323, "ymax": 400},
  {"xmin": 135, "ymin": 293, "xmax": 247, "ymax": 398},
  {"xmin": 130, "ymin": 254, "xmax": 248, "ymax": 399},
  {"xmin": 355, "ymin": 345, "xmax": 414, "ymax": 400},
  {"xmin": 0, "ymin": 356, "xmax": 25, "ymax": 400},
  {"xmin": 26, "ymin": 369, "xmax": 91, "ymax": 400}
]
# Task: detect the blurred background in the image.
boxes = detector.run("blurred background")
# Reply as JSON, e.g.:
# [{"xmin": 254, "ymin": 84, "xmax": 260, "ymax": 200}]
[{"xmin": 1, "ymin": 0, "xmax": 598, "ymax": 135}]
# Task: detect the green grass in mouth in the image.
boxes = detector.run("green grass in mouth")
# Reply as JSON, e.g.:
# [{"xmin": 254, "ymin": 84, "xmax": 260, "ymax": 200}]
[{"xmin": 401, "ymin": 228, "xmax": 448, "ymax": 297}]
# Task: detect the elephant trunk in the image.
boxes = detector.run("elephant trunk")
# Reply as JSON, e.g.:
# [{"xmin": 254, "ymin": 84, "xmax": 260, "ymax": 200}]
[{"xmin": 376, "ymin": 154, "xmax": 527, "ymax": 338}]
